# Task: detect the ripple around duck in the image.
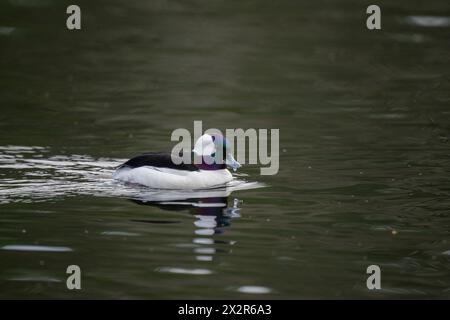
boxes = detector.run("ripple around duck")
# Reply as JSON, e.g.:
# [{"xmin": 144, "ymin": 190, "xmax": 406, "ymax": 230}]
[{"xmin": 0, "ymin": 145, "xmax": 265, "ymax": 204}]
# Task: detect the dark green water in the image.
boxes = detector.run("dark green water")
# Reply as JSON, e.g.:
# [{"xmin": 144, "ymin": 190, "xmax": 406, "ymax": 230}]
[{"xmin": 0, "ymin": 0, "xmax": 449, "ymax": 299}]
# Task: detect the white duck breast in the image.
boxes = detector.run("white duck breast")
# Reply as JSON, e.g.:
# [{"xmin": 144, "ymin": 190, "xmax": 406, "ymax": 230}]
[{"xmin": 113, "ymin": 166, "xmax": 233, "ymax": 190}]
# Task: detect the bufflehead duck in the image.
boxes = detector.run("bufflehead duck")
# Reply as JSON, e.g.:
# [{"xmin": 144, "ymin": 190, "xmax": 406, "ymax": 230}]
[{"xmin": 113, "ymin": 134, "xmax": 241, "ymax": 189}]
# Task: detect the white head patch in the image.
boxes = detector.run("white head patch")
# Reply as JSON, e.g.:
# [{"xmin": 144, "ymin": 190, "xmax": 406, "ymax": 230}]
[{"xmin": 192, "ymin": 134, "xmax": 216, "ymax": 156}]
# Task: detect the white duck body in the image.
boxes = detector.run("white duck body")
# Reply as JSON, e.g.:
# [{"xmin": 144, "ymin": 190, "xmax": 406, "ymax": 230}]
[
  {"xmin": 113, "ymin": 134, "xmax": 241, "ymax": 190},
  {"xmin": 113, "ymin": 166, "xmax": 233, "ymax": 190}
]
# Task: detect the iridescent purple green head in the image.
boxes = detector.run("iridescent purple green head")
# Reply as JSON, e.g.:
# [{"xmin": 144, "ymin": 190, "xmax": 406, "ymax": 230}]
[{"xmin": 192, "ymin": 134, "xmax": 241, "ymax": 171}]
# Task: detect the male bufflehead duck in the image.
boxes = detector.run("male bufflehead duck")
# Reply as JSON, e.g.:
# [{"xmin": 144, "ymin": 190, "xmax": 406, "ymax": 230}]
[{"xmin": 113, "ymin": 134, "xmax": 241, "ymax": 189}]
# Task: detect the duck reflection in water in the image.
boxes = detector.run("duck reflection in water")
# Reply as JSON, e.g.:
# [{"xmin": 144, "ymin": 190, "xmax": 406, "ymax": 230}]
[
  {"xmin": 125, "ymin": 183, "xmax": 263, "ymax": 262},
  {"xmin": 130, "ymin": 195, "xmax": 242, "ymax": 235}
]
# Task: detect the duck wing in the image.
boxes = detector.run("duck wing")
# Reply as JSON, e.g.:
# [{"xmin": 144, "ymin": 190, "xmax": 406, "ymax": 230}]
[{"xmin": 117, "ymin": 152, "xmax": 198, "ymax": 171}]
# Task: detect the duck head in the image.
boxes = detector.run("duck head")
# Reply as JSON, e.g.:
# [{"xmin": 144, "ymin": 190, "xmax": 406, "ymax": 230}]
[{"xmin": 192, "ymin": 134, "xmax": 241, "ymax": 171}]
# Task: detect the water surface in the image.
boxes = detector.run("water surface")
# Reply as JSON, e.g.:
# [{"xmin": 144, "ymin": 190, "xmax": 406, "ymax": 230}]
[{"xmin": 0, "ymin": 0, "xmax": 449, "ymax": 299}]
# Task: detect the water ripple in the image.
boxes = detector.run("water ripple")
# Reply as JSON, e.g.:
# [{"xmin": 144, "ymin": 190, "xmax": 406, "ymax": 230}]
[
  {"xmin": 1, "ymin": 245, "xmax": 73, "ymax": 252},
  {"xmin": 156, "ymin": 267, "xmax": 213, "ymax": 275},
  {"xmin": 406, "ymin": 16, "xmax": 450, "ymax": 28},
  {"xmin": 0, "ymin": 145, "xmax": 264, "ymax": 204},
  {"xmin": 236, "ymin": 286, "xmax": 272, "ymax": 294}
]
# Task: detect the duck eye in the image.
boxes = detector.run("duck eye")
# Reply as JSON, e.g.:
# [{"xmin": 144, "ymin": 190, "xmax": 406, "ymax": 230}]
[{"xmin": 211, "ymin": 136, "xmax": 216, "ymax": 142}]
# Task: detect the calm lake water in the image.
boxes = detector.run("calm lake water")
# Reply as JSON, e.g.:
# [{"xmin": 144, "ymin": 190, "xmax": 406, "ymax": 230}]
[{"xmin": 0, "ymin": 0, "xmax": 449, "ymax": 299}]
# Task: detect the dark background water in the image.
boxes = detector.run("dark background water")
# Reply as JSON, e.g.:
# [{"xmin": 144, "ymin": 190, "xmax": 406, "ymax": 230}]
[{"xmin": 0, "ymin": 0, "xmax": 449, "ymax": 298}]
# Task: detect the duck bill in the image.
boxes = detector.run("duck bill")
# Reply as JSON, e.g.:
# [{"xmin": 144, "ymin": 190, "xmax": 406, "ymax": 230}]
[{"xmin": 225, "ymin": 153, "xmax": 241, "ymax": 171}]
